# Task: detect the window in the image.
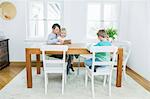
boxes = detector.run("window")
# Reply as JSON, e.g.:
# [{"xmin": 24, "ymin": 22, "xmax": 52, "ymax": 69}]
[
  {"xmin": 27, "ymin": 0, "xmax": 63, "ymax": 40},
  {"xmin": 87, "ymin": 2, "xmax": 120, "ymax": 39}
]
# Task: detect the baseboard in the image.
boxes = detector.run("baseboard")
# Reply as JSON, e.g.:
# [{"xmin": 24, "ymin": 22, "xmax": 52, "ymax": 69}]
[
  {"xmin": 10, "ymin": 61, "xmax": 85, "ymax": 67},
  {"xmin": 10, "ymin": 62, "xmax": 26, "ymax": 66},
  {"xmin": 126, "ymin": 66, "xmax": 150, "ymax": 92},
  {"xmin": 10, "ymin": 61, "xmax": 37, "ymax": 67},
  {"xmin": 126, "ymin": 66, "xmax": 150, "ymax": 82}
]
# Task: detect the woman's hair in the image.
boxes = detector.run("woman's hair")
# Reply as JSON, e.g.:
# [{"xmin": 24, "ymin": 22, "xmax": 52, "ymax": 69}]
[
  {"xmin": 97, "ymin": 29, "xmax": 108, "ymax": 38},
  {"xmin": 52, "ymin": 23, "xmax": 61, "ymax": 30}
]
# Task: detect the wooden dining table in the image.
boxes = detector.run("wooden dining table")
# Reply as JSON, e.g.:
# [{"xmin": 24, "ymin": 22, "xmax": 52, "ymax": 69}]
[{"xmin": 25, "ymin": 43, "xmax": 123, "ymax": 88}]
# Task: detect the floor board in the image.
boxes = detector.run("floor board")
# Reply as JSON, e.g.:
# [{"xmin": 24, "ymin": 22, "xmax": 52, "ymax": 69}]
[{"xmin": 0, "ymin": 63, "xmax": 25, "ymax": 89}]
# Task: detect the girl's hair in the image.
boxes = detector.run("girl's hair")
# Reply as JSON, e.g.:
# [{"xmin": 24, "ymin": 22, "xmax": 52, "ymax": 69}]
[
  {"xmin": 97, "ymin": 29, "xmax": 108, "ymax": 38},
  {"xmin": 61, "ymin": 27, "xmax": 67, "ymax": 33},
  {"xmin": 52, "ymin": 23, "xmax": 61, "ymax": 30}
]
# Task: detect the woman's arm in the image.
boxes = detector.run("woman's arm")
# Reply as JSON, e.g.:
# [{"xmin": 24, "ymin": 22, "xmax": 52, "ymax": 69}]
[{"xmin": 47, "ymin": 34, "xmax": 59, "ymax": 44}]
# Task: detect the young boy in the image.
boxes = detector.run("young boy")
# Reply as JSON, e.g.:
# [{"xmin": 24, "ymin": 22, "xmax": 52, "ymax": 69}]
[{"xmin": 84, "ymin": 29, "xmax": 111, "ymax": 72}]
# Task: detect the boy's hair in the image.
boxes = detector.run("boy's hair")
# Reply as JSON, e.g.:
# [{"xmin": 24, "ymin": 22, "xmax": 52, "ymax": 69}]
[
  {"xmin": 97, "ymin": 29, "xmax": 108, "ymax": 38},
  {"xmin": 52, "ymin": 23, "xmax": 61, "ymax": 30}
]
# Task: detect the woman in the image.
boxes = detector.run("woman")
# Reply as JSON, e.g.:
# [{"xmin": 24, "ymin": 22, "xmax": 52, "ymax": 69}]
[
  {"xmin": 47, "ymin": 23, "xmax": 74, "ymax": 74},
  {"xmin": 47, "ymin": 23, "xmax": 64, "ymax": 44}
]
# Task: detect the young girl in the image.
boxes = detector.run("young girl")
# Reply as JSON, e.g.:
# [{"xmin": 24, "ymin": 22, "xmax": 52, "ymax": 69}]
[
  {"xmin": 57, "ymin": 27, "xmax": 67, "ymax": 42},
  {"xmin": 84, "ymin": 29, "xmax": 111, "ymax": 72}
]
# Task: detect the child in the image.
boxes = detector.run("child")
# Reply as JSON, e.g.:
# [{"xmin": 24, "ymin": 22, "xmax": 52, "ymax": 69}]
[
  {"xmin": 57, "ymin": 27, "xmax": 67, "ymax": 43},
  {"xmin": 61, "ymin": 27, "xmax": 67, "ymax": 39},
  {"xmin": 84, "ymin": 29, "xmax": 111, "ymax": 72}
]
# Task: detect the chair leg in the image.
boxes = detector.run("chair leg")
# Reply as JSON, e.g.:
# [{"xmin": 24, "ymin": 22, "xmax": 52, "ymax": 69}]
[
  {"xmin": 44, "ymin": 73, "xmax": 48, "ymax": 94},
  {"xmin": 62, "ymin": 73, "xmax": 65, "ymax": 94},
  {"xmin": 123, "ymin": 68, "xmax": 127, "ymax": 80},
  {"xmin": 77, "ymin": 56, "xmax": 80, "ymax": 75},
  {"xmin": 91, "ymin": 75, "xmax": 95, "ymax": 98},
  {"xmin": 103, "ymin": 75, "xmax": 107, "ymax": 86},
  {"xmin": 108, "ymin": 75, "xmax": 112, "ymax": 96},
  {"xmin": 65, "ymin": 70, "xmax": 67, "ymax": 84},
  {"xmin": 85, "ymin": 69, "xmax": 88, "ymax": 87}
]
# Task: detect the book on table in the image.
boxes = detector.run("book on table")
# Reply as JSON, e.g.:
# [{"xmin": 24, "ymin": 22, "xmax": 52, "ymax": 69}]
[{"xmin": 47, "ymin": 39, "xmax": 71, "ymax": 45}]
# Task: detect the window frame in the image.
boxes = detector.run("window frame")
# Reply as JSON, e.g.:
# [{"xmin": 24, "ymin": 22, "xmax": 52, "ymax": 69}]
[
  {"xmin": 86, "ymin": 0, "xmax": 121, "ymax": 40},
  {"xmin": 26, "ymin": 0, "xmax": 64, "ymax": 41}
]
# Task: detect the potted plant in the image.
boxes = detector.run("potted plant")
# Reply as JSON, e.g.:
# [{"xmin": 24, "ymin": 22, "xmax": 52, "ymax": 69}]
[{"xmin": 106, "ymin": 27, "xmax": 118, "ymax": 41}]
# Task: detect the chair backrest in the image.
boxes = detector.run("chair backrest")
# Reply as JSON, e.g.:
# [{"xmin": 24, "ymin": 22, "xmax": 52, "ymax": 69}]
[
  {"xmin": 112, "ymin": 41, "xmax": 131, "ymax": 66},
  {"xmin": 41, "ymin": 45, "xmax": 68, "ymax": 70},
  {"xmin": 89, "ymin": 46, "xmax": 118, "ymax": 72}
]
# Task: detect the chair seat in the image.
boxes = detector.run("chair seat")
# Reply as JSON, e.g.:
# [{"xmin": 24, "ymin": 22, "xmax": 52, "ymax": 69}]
[
  {"xmin": 44, "ymin": 63, "xmax": 67, "ymax": 73},
  {"xmin": 80, "ymin": 54, "xmax": 92, "ymax": 59},
  {"xmin": 85, "ymin": 65, "xmax": 112, "ymax": 75}
]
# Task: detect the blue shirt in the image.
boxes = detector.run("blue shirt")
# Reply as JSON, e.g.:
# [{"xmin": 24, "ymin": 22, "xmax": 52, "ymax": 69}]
[
  {"xmin": 95, "ymin": 41, "xmax": 111, "ymax": 46},
  {"xmin": 95, "ymin": 41, "xmax": 112, "ymax": 61}
]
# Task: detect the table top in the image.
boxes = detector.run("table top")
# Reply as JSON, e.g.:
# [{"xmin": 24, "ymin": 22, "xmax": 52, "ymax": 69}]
[{"xmin": 27, "ymin": 43, "xmax": 89, "ymax": 50}]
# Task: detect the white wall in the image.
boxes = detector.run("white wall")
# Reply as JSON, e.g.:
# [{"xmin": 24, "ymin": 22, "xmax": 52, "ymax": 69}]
[
  {"xmin": 0, "ymin": 0, "xmax": 150, "ymax": 80},
  {"xmin": 0, "ymin": 0, "xmax": 26, "ymax": 61},
  {"xmin": 123, "ymin": 0, "xmax": 150, "ymax": 80},
  {"xmin": 63, "ymin": 0, "xmax": 87, "ymax": 43},
  {"xmin": 147, "ymin": 0, "xmax": 150, "ymax": 81},
  {"xmin": 118, "ymin": 1, "xmax": 129, "ymax": 40}
]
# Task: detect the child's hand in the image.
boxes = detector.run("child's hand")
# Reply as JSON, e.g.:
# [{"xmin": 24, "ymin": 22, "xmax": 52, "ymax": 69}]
[
  {"xmin": 59, "ymin": 39, "xmax": 64, "ymax": 44},
  {"xmin": 57, "ymin": 36, "xmax": 61, "ymax": 40}
]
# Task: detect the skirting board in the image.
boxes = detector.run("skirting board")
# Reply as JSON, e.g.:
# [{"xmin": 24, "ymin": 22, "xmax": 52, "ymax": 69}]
[
  {"xmin": 126, "ymin": 67, "xmax": 150, "ymax": 92},
  {"xmin": 10, "ymin": 61, "xmax": 85, "ymax": 67}
]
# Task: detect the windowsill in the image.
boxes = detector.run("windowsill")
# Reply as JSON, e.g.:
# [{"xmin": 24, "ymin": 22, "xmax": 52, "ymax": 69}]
[
  {"xmin": 24, "ymin": 39, "xmax": 46, "ymax": 42},
  {"xmin": 24, "ymin": 38, "xmax": 99, "ymax": 43}
]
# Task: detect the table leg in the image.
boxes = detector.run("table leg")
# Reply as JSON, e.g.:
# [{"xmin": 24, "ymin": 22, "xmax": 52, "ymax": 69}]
[
  {"xmin": 77, "ymin": 56, "xmax": 80, "ymax": 75},
  {"xmin": 67, "ymin": 55, "xmax": 71, "ymax": 74},
  {"xmin": 116, "ymin": 48, "xmax": 123, "ymax": 87},
  {"xmin": 36, "ymin": 54, "xmax": 41, "ymax": 74},
  {"xmin": 26, "ymin": 49, "xmax": 32, "ymax": 88}
]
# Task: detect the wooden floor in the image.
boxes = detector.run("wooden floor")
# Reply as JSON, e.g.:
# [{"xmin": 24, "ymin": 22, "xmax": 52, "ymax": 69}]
[
  {"xmin": 0, "ymin": 63, "xmax": 150, "ymax": 92},
  {"xmin": 0, "ymin": 63, "xmax": 25, "ymax": 89}
]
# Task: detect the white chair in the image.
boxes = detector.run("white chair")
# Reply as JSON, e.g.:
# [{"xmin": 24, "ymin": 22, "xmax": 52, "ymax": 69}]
[
  {"xmin": 77, "ymin": 43, "xmax": 95, "ymax": 74},
  {"xmin": 41, "ymin": 45, "xmax": 68, "ymax": 94},
  {"xmin": 112, "ymin": 41, "xmax": 131, "ymax": 80},
  {"xmin": 80, "ymin": 43, "xmax": 96, "ymax": 59},
  {"xmin": 85, "ymin": 46, "xmax": 118, "ymax": 98}
]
